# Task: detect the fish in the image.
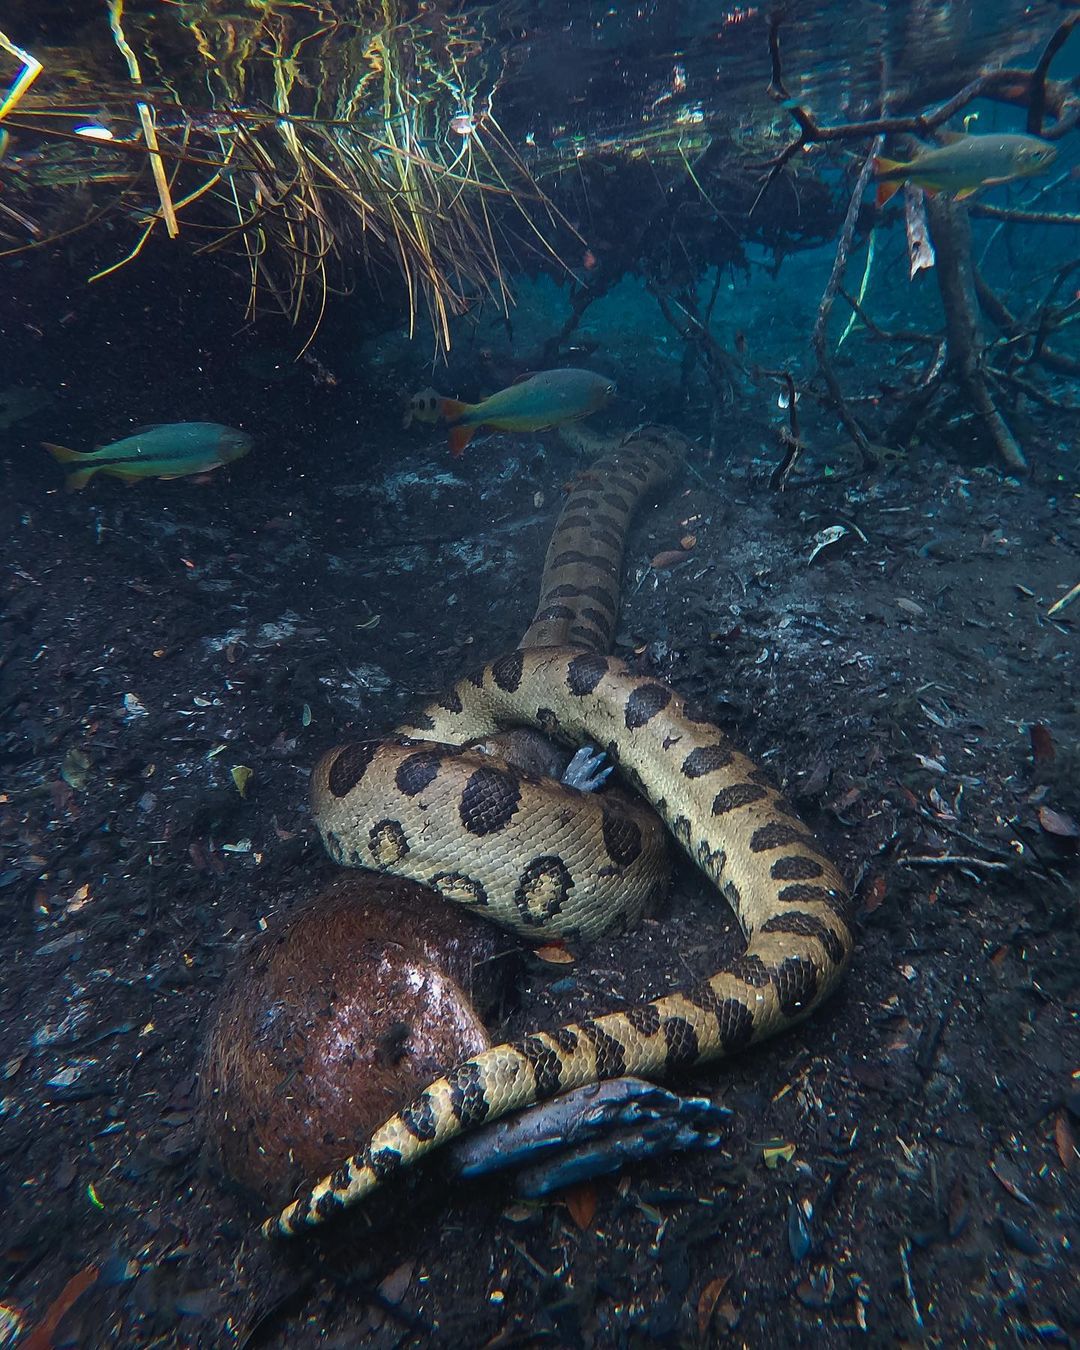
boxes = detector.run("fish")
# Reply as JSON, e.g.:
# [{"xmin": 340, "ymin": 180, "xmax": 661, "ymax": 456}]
[
  {"xmin": 406, "ymin": 368, "xmax": 616, "ymax": 457},
  {"xmin": 43, "ymin": 421, "xmax": 253, "ymax": 491},
  {"xmin": 874, "ymin": 132, "xmax": 1057, "ymax": 207},
  {"xmin": 402, "ymin": 387, "xmax": 444, "ymax": 430}
]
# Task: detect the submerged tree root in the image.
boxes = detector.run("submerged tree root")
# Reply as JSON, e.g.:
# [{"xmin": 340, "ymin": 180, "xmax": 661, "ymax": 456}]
[{"xmin": 924, "ymin": 196, "xmax": 1027, "ymax": 474}]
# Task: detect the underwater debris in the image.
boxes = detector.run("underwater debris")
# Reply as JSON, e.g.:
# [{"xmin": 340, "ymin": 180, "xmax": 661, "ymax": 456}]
[
  {"xmin": 650, "ymin": 548, "xmax": 693, "ymax": 570},
  {"xmin": 1046, "ymin": 580, "xmax": 1080, "ymax": 617},
  {"xmin": 534, "ymin": 943, "xmax": 575, "ymax": 965},
  {"xmin": 59, "ymin": 748, "xmax": 91, "ymax": 791},
  {"xmin": 1030, "ymin": 723, "xmax": 1056, "ymax": 766},
  {"xmin": 1055, "ymin": 1114, "xmax": 1078, "ymax": 1171},
  {"xmin": 904, "ymin": 189, "xmax": 936, "ymax": 277},
  {"xmin": 763, "ymin": 1141, "xmax": 797, "ymax": 1170},
  {"xmin": 787, "ymin": 1200, "xmax": 813, "ymax": 1262},
  {"xmin": 562, "ymin": 1183, "xmax": 597, "ymax": 1231},
  {"xmin": 121, "ymin": 692, "xmax": 147, "ymax": 720},
  {"xmin": 21, "ymin": 1265, "xmax": 98, "ymax": 1350},
  {"xmin": 1037, "ymin": 804, "xmax": 1078, "ymax": 839},
  {"xmin": 807, "ymin": 525, "xmax": 850, "ymax": 564}
]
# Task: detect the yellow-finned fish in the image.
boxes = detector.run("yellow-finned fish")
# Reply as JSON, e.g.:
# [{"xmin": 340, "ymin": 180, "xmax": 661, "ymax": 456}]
[
  {"xmin": 874, "ymin": 131, "xmax": 1056, "ymax": 207},
  {"xmin": 406, "ymin": 368, "xmax": 616, "ymax": 457},
  {"xmin": 43, "ymin": 422, "xmax": 253, "ymax": 491}
]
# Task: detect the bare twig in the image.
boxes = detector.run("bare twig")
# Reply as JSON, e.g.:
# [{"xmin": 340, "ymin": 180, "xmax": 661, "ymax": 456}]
[
  {"xmin": 528, "ymin": 281, "xmax": 605, "ymax": 368},
  {"xmin": 974, "ymin": 267, "xmax": 1080, "ymax": 379},
  {"xmin": 1027, "ymin": 12, "xmax": 1080, "ymax": 135},
  {"xmin": 647, "ymin": 280, "xmax": 742, "ymax": 405},
  {"xmin": 757, "ymin": 10, "xmax": 1080, "ymax": 213},
  {"xmin": 837, "ymin": 286, "xmax": 940, "ymax": 345},
  {"xmin": 769, "ymin": 370, "xmax": 805, "ymax": 492},
  {"xmin": 899, "ymin": 855, "xmax": 1012, "ymax": 872},
  {"xmin": 811, "ymin": 140, "xmax": 882, "ymax": 469},
  {"xmin": 1048, "ymin": 581, "xmax": 1080, "ymax": 617},
  {"xmin": 987, "ymin": 367, "xmax": 1078, "ymax": 413},
  {"xmin": 969, "ymin": 203, "xmax": 1080, "ymax": 228}
]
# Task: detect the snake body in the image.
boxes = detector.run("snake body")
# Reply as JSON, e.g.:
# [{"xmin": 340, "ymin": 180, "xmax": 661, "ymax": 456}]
[{"xmin": 264, "ymin": 425, "xmax": 852, "ymax": 1238}]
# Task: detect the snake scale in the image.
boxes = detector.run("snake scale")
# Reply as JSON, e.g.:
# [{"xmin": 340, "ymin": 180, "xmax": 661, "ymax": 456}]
[{"xmin": 263, "ymin": 424, "xmax": 853, "ymax": 1238}]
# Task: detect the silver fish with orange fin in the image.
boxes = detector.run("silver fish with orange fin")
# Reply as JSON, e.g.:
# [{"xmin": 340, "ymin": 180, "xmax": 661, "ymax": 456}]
[
  {"xmin": 406, "ymin": 368, "xmax": 616, "ymax": 458},
  {"xmin": 874, "ymin": 131, "xmax": 1056, "ymax": 208}
]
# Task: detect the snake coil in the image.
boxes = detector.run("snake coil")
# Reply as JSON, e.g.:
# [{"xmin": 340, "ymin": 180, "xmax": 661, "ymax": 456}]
[{"xmin": 263, "ymin": 425, "xmax": 852, "ymax": 1237}]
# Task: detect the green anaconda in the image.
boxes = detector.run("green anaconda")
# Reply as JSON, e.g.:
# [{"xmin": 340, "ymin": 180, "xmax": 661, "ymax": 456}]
[{"xmin": 263, "ymin": 424, "xmax": 853, "ymax": 1238}]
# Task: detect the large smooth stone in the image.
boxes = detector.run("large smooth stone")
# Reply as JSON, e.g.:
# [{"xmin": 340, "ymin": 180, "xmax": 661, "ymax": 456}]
[{"xmin": 200, "ymin": 872, "xmax": 517, "ymax": 1206}]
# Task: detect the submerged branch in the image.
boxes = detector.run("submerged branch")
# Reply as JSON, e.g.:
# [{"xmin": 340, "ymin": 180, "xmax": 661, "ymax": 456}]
[
  {"xmin": 974, "ymin": 267, "xmax": 1080, "ymax": 379},
  {"xmin": 759, "ymin": 9, "xmax": 1080, "ymax": 214},
  {"xmin": 925, "ymin": 196, "xmax": 1027, "ymax": 473},
  {"xmin": 647, "ymin": 281, "xmax": 743, "ymax": 403},
  {"xmin": 810, "ymin": 140, "xmax": 881, "ymax": 469},
  {"xmin": 1027, "ymin": 11, "xmax": 1080, "ymax": 135},
  {"xmin": 837, "ymin": 286, "xmax": 941, "ymax": 346},
  {"xmin": 969, "ymin": 203, "xmax": 1080, "ymax": 228}
]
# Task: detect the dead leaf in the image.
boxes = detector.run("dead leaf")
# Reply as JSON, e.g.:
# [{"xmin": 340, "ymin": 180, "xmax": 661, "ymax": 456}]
[
  {"xmin": 862, "ymin": 875, "xmax": 887, "ymax": 913},
  {"xmin": 947, "ymin": 1175, "xmax": 969, "ymax": 1238},
  {"xmin": 989, "ymin": 1154, "xmax": 1036, "ymax": 1208},
  {"xmin": 562, "ymin": 1182, "xmax": 596, "ymax": 1230},
  {"xmin": 61, "ymin": 748, "xmax": 92, "ymax": 791},
  {"xmin": 23, "ymin": 1265, "xmax": 99, "ymax": 1350},
  {"xmin": 535, "ymin": 944, "xmax": 575, "ymax": 965},
  {"xmin": 650, "ymin": 549, "xmax": 691, "ymax": 569},
  {"xmin": 763, "ymin": 1141, "xmax": 796, "ymax": 1169},
  {"xmin": 378, "ymin": 1260, "xmax": 414, "ymax": 1305},
  {"xmin": 1030, "ymin": 723, "xmax": 1055, "ymax": 766},
  {"xmin": 1038, "ymin": 805, "xmax": 1079, "ymax": 839},
  {"xmin": 697, "ymin": 1274, "xmax": 730, "ymax": 1335},
  {"xmin": 714, "ymin": 1298, "xmax": 740, "ymax": 1330},
  {"xmin": 1055, "ymin": 1112, "xmax": 1077, "ymax": 1171}
]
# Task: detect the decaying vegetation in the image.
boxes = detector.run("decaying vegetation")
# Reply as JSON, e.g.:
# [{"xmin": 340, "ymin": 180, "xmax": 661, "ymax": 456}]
[{"xmin": 0, "ymin": 0, "xmax": 573, "ymax": 354}]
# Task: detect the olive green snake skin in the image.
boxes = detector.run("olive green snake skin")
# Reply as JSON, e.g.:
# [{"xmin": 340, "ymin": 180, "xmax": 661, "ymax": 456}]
[{"xmin": 263, "ymin": 424, "xmax": 852, "ymax": 1238}]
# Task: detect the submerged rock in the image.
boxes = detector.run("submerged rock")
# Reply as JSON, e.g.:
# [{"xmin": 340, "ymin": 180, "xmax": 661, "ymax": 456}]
[{"xmin": 200, "ymin": 873, "xmax": 517, "ymax": 1206}]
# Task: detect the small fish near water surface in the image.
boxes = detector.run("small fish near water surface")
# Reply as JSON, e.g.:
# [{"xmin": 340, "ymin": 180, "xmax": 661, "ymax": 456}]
[
  {"xmin": 407, "ymin": 368, "xmax": 616, "ymax": 457},
  {"xmin": 874, "ymin": 132, "xmax": 1057, "ymax": 207},
  {"xmin": 43, "ymin": 422, "xmax": 253, "ymax": 491}
]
